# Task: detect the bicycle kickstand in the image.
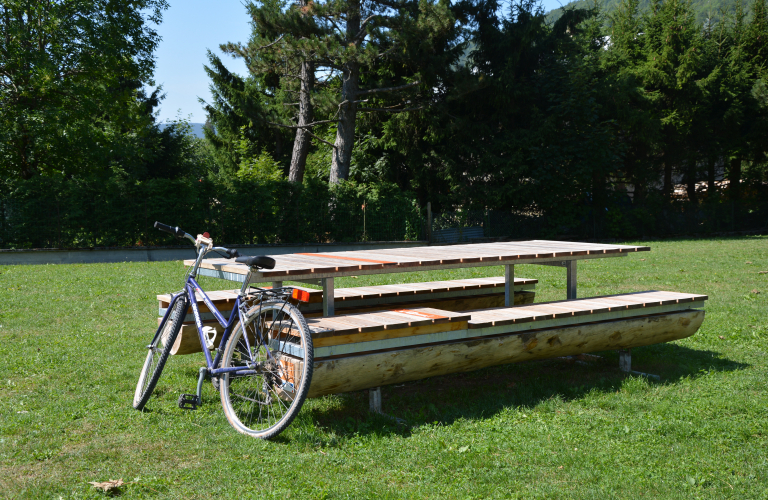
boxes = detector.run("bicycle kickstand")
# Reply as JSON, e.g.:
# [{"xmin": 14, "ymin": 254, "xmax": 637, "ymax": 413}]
[{"xmin": 178, "ymin": 367, "xmax": 208, "ymax": 410}]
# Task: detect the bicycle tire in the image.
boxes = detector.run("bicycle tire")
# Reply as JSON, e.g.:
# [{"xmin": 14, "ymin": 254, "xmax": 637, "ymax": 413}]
[
  {"xmin": 220, "ymin": 300, "xmax": 314, "ymax": 439},
  {"xmin": 133, "ymin": 294, "xmax": 188, "ymax": 410}
]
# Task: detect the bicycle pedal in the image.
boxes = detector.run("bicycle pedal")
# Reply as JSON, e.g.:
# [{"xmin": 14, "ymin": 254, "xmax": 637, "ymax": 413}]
[{"xmin": 178, "ymin": 394, "xmax": 200, "ymax": 410}]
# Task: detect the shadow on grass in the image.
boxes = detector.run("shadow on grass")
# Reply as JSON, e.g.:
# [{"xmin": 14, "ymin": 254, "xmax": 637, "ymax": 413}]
[{"xmin": 309, "ymin": 343, "xmax": 747, "ymax": 438}]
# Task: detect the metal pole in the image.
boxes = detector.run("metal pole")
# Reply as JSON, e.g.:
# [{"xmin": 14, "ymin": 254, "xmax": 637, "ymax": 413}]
[
  {"xmin": 619, "ymin": 349, "xmax": 631, "ymax": 372},
  {"xmin": 505, "ymin": 264, "xmax": 514, "ymax": 307},
  {"xmin": 426, "ymin": 202, "xmax": 432, "ymax": 244},
  {"xmin": 322, "ymin": 277, "xmax": 334, "ymax": 316},
  {"xmin": 369, "ymin": 386, "xmax": 382, "ymax": 413},
  {"xmin": 566, "ymin": 261, "xmax": 577, "ymax": 300}
]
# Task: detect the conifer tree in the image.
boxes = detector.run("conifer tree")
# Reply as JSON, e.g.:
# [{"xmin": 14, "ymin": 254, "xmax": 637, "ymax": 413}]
[
  {"xmin": 224, "ymin": 0, "xmax": 458, "ymax": 184},
  {"xmin": 640, "ymin": 0, "xmax": 702, "ymax": 202},
  {"xmin": 200, "ymin": 52, "xmax": 286, "ymax": 177}
]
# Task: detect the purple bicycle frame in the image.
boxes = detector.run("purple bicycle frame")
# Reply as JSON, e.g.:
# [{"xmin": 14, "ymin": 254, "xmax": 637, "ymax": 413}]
[{"xmin": 183, "ymin": 277, "xmax": 258, "ymax": 376}]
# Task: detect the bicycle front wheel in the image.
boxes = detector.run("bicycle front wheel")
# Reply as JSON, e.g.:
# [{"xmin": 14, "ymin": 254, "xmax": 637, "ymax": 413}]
[
  {"xmin": 220, "ymin": 300, "xmax": 314, "ymax": 439},
  {"xmin": 133, "ymin": 294, "xmax": 187, "ymax": 410}
]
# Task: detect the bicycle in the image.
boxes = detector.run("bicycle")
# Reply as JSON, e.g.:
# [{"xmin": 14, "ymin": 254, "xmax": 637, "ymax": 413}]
[{"xmin": 132, "ymin": 222, "xmax": 314, "ymax": 440}]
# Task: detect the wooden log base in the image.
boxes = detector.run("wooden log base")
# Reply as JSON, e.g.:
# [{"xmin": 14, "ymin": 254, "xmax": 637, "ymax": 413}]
[{"xmin": 305, "ymin": 309, "xmax": 705, "ymax": 397}]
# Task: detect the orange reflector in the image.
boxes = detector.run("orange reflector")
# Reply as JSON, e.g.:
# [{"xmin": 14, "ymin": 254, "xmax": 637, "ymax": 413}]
[{"xmin": 291, "ymin": 288, "xmax": 310, "ymax": 302}]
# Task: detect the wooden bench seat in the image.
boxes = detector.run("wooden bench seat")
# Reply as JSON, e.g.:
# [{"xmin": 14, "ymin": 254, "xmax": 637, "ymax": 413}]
[
  {"xmin": 299, "ymin": 276, "xmax": 536, "ymax": 315},
  {"xmin": 157, "ymin": 277, "xmax": 537, "ymax": 354},
  {"xmin": 302, "ymin": 290, "xmax": 707, "ymax": 397}
]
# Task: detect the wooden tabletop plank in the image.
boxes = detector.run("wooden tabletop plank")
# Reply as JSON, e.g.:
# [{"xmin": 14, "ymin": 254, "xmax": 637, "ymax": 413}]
[
  {"xmin": 343, "ymin": 248, "xmax": 443, "ymax": 266},
  {"xmin": 531, "ymin": 240, "xmax": 651, "ymax": 253},
  {"xmin": 479, "ymin": 242, "xmax": 573, "ymax": 258}
]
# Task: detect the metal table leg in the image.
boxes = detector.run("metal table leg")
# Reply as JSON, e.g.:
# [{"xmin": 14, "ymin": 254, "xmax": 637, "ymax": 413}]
[
  {"xmin": 505, "ymin": 264, "xmax": 515, "ymax": 307},
  {"xmin": 566, "ymin": 261, "xmax": 577, "ymax": 300},
  {"xmin": 618, "ymin": 348, "xmax": 660, "ymax": 380},
  {"xmin": 369, "ymin": 387, "xmax": 382, "ymax": 413},
  {"xmin": 322, "ymin": 277, "xmax": 335, "ymax": 316}
]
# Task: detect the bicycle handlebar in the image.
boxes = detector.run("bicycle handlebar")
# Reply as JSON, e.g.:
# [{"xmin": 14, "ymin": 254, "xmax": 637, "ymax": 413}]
[
  {"xmin": 154, "ymin": 221, "xmax": 186, "ymax": 239},
  {"xmin": 154, "ymin": 221, "xmax": 239, "ymax": 259},
  {"xmin": 214, "ymin": 247, "xmax": 240, "ymax": 259}
]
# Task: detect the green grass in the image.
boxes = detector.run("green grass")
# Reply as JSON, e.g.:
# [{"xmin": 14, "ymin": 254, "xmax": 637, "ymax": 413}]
[{"xmin": 1, "ymin": 237, "xmax": 766, "ymax": 499}]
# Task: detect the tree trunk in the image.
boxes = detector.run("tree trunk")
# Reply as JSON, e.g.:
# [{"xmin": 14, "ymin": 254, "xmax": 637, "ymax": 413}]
[
  {"xmin": 686, "ymin": 158, "xmax": 697, "ymax": 204},
  {"xmin": 288, "ymin": 60, "xmax": 314, "ymax": 183},
  {"xmin": 592, "ymin": 170, "xmax": 606, "ymax": 238},
  {"xmin": 329, "ymin": 0, "xmax": 360, "ymax": 184},
  {"xmin": 662, "ymin": 152, "xmax": 673, "ymax": 203},
  {"xmin": 729, "ymin": 157, "xmax": 741, "ymax": 229},
  {"xmin": 729, "ymin": 157, "xmax": 741, "ymax": 202},
  {"xmin": 707, "ymin": 156, "xmax": 716, "ymax": 198}
]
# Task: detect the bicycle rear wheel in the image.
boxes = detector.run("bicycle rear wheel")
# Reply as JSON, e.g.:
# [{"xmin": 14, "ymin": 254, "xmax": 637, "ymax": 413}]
[
  {"xmin": 220, "ymin": 300, "xmax": 313, "ymax": 439},
  {"xmin": 133, "ymin": 294, "xmax": 187, "ymax": 410}
]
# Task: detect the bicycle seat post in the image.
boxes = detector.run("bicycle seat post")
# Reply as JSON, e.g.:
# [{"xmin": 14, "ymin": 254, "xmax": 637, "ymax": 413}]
[{"xmin": 239, "ymin": 268, "xmax": 253, "ymax": 297}]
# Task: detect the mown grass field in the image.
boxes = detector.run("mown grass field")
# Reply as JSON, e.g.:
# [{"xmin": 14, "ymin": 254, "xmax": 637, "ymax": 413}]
[{"xmin": 1, "ymin": 237, "xmax": 766, "ymax": 499}]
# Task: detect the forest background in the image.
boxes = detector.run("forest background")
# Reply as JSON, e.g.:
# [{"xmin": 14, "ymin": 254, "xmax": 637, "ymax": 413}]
[{"xmin": 2, "ymin": 0, "xmax": 768, "ymax": 249}]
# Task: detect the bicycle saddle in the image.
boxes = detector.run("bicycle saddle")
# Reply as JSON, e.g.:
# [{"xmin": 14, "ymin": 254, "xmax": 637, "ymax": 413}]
[{"xmin": 235, "ymin": 255, "xmax": 276, "ymax": 270}]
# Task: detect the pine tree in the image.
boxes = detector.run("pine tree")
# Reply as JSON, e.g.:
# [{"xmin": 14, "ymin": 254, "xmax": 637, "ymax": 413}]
[
  {"xmin": 604, "ymin": 0, "xmax": 663, "ymax": 205},
  {"xmin": 224, "ymin": 0, "xmax": 459, "ymax": 184},
  {"xmin": 221, "ymin": 0, "xmax": 331, "ymax": 183},
  {"xmin": 200, "ymin": 52, "xmax": 288, "ymax": 177},
  {"xmin": 638, "ymin": 0, "xmax": 703, "ymax": 203}
]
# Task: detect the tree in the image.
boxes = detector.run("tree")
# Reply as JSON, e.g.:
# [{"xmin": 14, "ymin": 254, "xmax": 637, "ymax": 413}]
[
  {"xmin": 200, "ymin": 51, "xmax": 287, "ymax": 178},
  {"xmin": 220, "ymin": 0, "xmax": 459, "ymax": 184},
  {"xmin": 0, "ymin": 0, "xmax": 168, "ymax": 180},
  {"xmin": 638, "ymin": 0, "xmax": 703, "ymax": 203},
  {"xmin": 219, "ymin": 0, "xmax": 331, "ymax": 183}
]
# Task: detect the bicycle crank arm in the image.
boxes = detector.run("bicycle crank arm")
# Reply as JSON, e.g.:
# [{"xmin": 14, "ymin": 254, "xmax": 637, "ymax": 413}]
[{"xmin": 178, "ymin": 367, "xmax": 208, "ymax": 411}]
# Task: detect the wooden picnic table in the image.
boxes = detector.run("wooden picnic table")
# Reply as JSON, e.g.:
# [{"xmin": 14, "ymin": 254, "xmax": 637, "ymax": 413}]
[{"xmin": 187, "ymin": 240, "xmax": 649, "ymax": 317}]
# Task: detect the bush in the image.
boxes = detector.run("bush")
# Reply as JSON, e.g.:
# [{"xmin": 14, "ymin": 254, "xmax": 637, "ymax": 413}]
[{"xmin": 0, "ymin": 177, "xmax": 425, "ymax": 249}]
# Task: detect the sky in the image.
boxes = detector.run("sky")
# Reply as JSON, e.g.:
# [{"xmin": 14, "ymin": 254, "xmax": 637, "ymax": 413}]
[{"xmin": 152, "ymin": 0, "xmax": 566, "ymax": 124}]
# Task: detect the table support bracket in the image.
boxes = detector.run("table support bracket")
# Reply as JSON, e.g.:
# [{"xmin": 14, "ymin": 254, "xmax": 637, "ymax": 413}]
[
  {"xmin": 559, "ymin": 351, "xmax": 660, "ymax": 381},
  {"xmin": 323, "ymin": 277, "xmax": 334, "ymax": 316},
  {"xmin": 618, "ymin": 349, "xmax": 660, "ymax": 380},
  {"xmin": 368, "ymin": 387, "xmax": 407, "ymax": 425}
]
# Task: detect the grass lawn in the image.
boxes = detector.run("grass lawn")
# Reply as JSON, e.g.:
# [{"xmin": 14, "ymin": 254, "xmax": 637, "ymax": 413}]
[{"xmin": 1, "ymin": 237, "xmax": 767, "ymax": 499}]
